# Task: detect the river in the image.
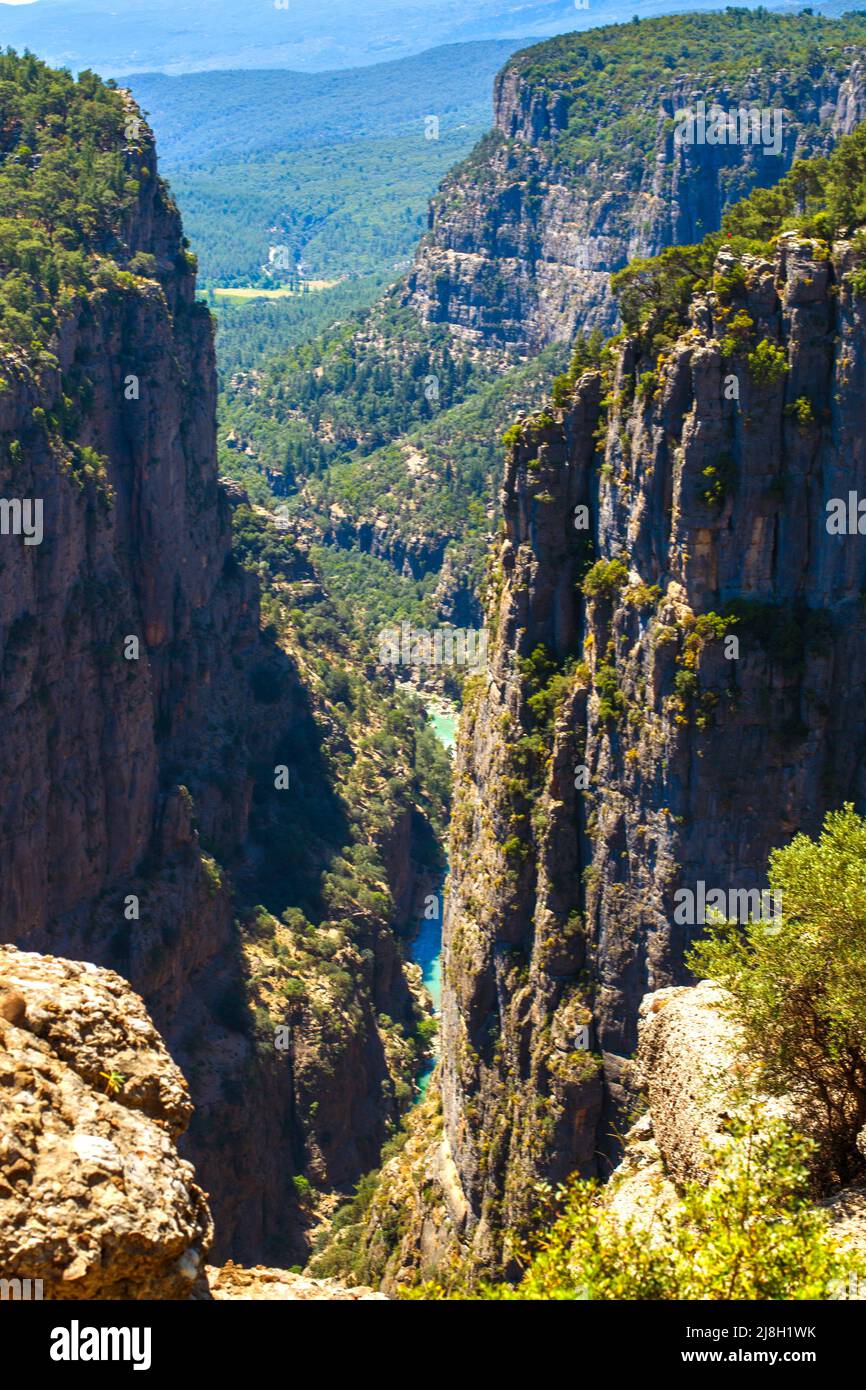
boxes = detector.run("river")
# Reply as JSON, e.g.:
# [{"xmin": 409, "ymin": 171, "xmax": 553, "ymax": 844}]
[{"xmin": 412, "ymin": 702, "xmax": 457, "ymax": 1096}]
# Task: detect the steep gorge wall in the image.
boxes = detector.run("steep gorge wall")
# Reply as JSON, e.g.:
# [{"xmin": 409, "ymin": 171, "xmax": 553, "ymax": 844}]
[
  {"xmin": 407, "ymin": 28, "xmax": 866, "ymax": 356},
  {"xmin": 438, "ymin": 229, "xmax": 866, "ymax": 1269},
  {"xmin": 0, "ymin": 101, "xmax": 419, "ymax": 1263}
]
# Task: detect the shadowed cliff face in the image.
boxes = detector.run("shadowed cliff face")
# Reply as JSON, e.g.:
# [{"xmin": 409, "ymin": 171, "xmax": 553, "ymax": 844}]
[
  {"xmin": 406, "ymin": 24, "xmax": 866, "ymax": 357},
  {"xmin": 0, "ymin": 113, "xmax": 293, "ymax": 1259},
  {"xmin": 440, "ymin": 230, "xmax": 866, "ymax": 1269},
  {"xmin": 0, "ymin": 152, "xmax": 253, "ymax": 938},
  {"xmin": 0, "ymin": 88, "xmax": 424, "ymax": 1265}
]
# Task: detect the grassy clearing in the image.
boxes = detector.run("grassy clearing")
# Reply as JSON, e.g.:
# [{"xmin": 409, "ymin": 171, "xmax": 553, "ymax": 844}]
[{"xmin": 210, "ymin": 280, "xmax": 342, "ymax": 302}]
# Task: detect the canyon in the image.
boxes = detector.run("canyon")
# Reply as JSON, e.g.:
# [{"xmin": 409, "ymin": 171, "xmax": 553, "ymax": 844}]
[
  {"xmin": 5, "ymin": 11, "xmax": 866, "ymax": 1303},
  {"xmin": 303, "ymin": 14, "xmax": 866, "ymax": 1286}
]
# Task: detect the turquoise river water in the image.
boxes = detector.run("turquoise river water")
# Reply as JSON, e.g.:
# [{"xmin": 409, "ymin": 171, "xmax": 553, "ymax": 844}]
[{"xmin": 412, "ymin": 705, "xmax": 457, "ymax": 1095}]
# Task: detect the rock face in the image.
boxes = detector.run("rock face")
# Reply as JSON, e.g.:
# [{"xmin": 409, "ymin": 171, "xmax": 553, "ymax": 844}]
[
  {"xmin": 607, "ymin": 981, "xmax": 866, "ymax": 1281},
  {"xmin": 438, "ymin": 225, "xmax": 866, "ymax": 1270},
  {"xmin": 604, "ymin": 983, "xmax": 756, "ymax": 1235},
  {"xmin": 0, "ymin": 83, "xmax": 423, "ymax": 1266},
  {"xmin": 0, "ymin": 946, "xmax": 211, "ymax": 1300},
  {"xmin": 632, "ymin": 982, "xmax": 748, "ymax": 1188},
  {"xmin": 407, "ymin": 18, "xmax": 866, "ymax": 356}
]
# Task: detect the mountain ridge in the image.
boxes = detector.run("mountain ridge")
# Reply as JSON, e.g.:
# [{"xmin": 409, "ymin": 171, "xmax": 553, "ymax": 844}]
[{"xmin": 408, "ymin": 11, "xmax": 866, "ymax": 354}]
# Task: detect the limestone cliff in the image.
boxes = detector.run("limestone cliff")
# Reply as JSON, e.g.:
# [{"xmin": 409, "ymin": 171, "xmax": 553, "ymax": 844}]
[
  {"xmin": 435, "ymin": 221, "xmax": 866, "ymax": 1270},
  {"xmin": 0, "ymin": 58, "xmax": 434, "ymax": 1266},
  {"xmin": 407, "ymin": 13, "xmax": 866, "ymax": 357}
]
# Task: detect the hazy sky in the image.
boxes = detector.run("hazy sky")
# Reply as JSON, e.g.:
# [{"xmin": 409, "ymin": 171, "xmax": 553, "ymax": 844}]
[
  {"xmin": 0, "ymin": 0, "xmax": 605, "ymax": 75},
  {"xmin": 0, "ymin": 0, "xmax": 815, "ymax": 76}
]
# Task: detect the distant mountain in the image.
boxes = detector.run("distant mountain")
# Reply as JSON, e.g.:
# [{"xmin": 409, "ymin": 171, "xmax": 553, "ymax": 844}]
[
  {"xmin": 128, "ymin": 41, "xmax": 522, "ymax": 164},
  {"xmin": 0, "ymin": 0, "xmax": 579, "ymax": 75},
  {"xmin": 129, "ymin": 42, "xmax": 525, "ymax": 288},
  {"xmin": 0, "ymin": 0, "xmax": 840, "ymax": 77}
]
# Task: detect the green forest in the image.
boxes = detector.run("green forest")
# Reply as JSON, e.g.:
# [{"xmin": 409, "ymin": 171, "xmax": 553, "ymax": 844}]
[
  {"xmin": 129, "ymin": 41, "xmax": 521, "ymax": 289},
  {"xmin": 0, "ymin": 50, "xmax": 146, "ymax": 354}
]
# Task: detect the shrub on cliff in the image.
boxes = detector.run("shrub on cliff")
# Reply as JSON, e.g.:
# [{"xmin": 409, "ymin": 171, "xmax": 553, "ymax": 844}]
[
  {"xmin": 612, "ymin": 243, "xmax": 716, "ymax": 356},
  {"xmin": 582, "ymin": 558, "xmax": 629, "ymax": 601},
  {"xmin": 406, "ymin": 1117, "xmax": 863, "ymax": 1300},
  {"xmin": 0, "ymin": 52, "xmax": 144, "ymax": 354},
  {"xmin": 747, "ymin": 337, "xmax": 789, "ymax": 388},
  {"xmin": 689, "ymin": 805, "xmax": 866, "ymax": 1187},
  {"xmin": 550, "ymin": 328, "xmax": 606, "ymax": 405},
  {"xmin": 613, "ymin": 117, "xmax": 866, "ymax": 354}
]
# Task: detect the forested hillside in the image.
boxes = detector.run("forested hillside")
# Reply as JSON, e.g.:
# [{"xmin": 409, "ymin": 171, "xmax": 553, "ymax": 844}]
[
  {"xmin": 219, "ymin": 290, "xmax": 568, "ymax": 642},
  {"xmin": 128, "ymin": 42, "xmax": 523, "ymax": 289},
  {"xmin": 215, "ymin": 9, "xmax": 866, "ymax": 654},
  {"xmin": 130, "ymin": 45, "xmax": 521, "ymax": 165},
  {"xmin": 409, "ymin": 9, "xmax": 866, "ymax": 351}
]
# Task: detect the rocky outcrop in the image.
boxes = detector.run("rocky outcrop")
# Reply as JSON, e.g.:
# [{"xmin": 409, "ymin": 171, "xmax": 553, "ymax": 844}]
[
  {"xmin": 436, "ymin": 224, "xmax": 866, "ymax": 1271},
  {"xmin": 632, "ymin": 982, "xmax": 752, "ymax": 1187},
  {"xmin": 0, "ymin": 943, "xmax": 393, "ymax": 1301},
  {"xmin": 203, "ymin": 1263, "xmax": 386, "ymax": 1301},
  {"xmin": 606, "ymin": 981, "xmax": 866, "ymax": 1281},
  {"xmin": 602, "ymin": 983, "xmax": 748, "ymax": 1235},
  {"xmin": 0, "ymin": 946, "xmax": 211, "ymax": 1300},
  {"xmin": 822, "ymin": 1188, "xmax": 866, "ymax": 1267},
  {"xmin": 407, "ymin": 17, "xmax": 866, "ymax": 356},
  {"xmin": 602, "ymin": 1111, "xmax": 678, "ymax": 1238}
]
